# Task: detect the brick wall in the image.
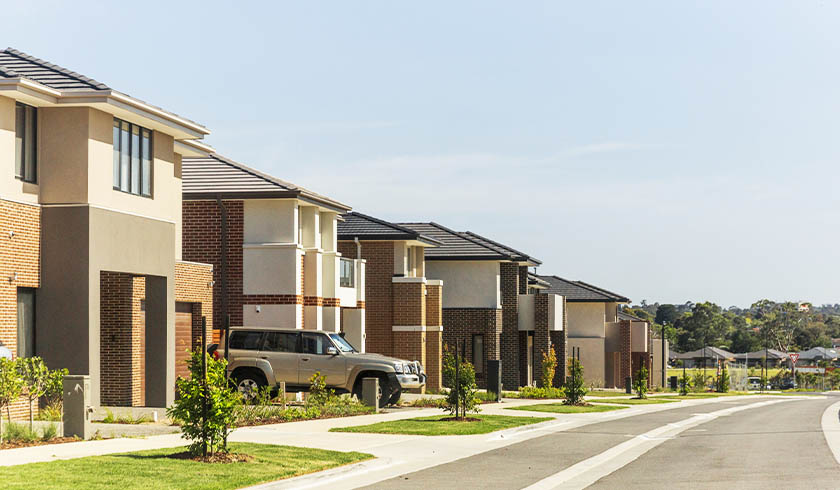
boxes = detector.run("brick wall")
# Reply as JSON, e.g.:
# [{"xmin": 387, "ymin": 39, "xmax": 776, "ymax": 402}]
[
  {"xmin": 442, "ymin": 307, "xmax": 502, "ymax": 388},
  {"xmin": 550, "ymin": 329, "xmax": 566, "ymax": 387},
  {"xmin": 338, "ymin": 241, "xmax": 393, "ymax": 356},
  {"xmin": 393, "ymin": 282, "xmax": 425, "ymax": 326},
  {"xmin": 174, "ymin": 261, "xmax": 214, "ymax": 350},
  {"xmin": 425, "ymin": 283, "xmax": 443, "ymax": 391},
  {"xmin": 620, "ymin": 320, "xmax": 632, "ymax": 383},
  {"xmin": 500, "ymin": 262, "xmax": 520, "ymax": 389},
  {"xmin": 182, "ymin": 200, "xmax": 244, "ymax": 340},
  {"xmin": 100, "ymin": 271, "xmax": 143, "ymax": 406},
  {"xmin": 0, "ymin": 199, "xmax": 40, "ymax": 419},
  {"xmin": 532, "ymin": 293, "xmax": 551, "ymax": 387},
  {"xmin": 518, "ymin": 266, "xmax": 529, "ymax": 295}
]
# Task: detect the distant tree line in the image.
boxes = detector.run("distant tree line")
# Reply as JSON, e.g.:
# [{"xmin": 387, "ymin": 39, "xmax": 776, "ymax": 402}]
[{"xmin": 623, "ymin": 300, "xmax": 840, "ymax": 354}]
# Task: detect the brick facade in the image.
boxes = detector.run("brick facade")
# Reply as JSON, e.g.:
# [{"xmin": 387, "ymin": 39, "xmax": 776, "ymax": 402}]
[
  {"xmin": 620, "ymin": 320, "xmax": 632, "ymax": 384},
  {"xmin": 500, "ymin": 262, "xmax": 521, "ymax": 389},
  {"xmin": 442, "ymin": 307, "xmax": 502, "ymax": 388},
  {"xmin": 182, "ymin": 200, "xmax": 244, "ymax": 341},
  {"xmin": 175, "ymin": 261, "xmax": 214, "ymax": 351},
  {"xmin": 338, "ymin": 241, "xmax": 394, "ymax": 356},
  {"xmin": 424, "ymin": 283, "xmax": 443, "ymax": 391},
  {"xmin": 0, "ymin": 199, "xmax": 40, "ymax": 419}
]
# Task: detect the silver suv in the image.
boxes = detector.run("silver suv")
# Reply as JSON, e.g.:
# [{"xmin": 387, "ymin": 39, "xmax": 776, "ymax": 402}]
[{"xmin": 210, "ymin": 327, "xmax": 425, "ymax": 407}]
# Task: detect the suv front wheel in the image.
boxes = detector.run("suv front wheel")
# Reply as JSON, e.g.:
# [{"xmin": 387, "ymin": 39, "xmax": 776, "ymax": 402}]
[
  {"xmin": 352, "ymin": 374, "xmax": 396, "ymax": 409},
  {"xmin": 233, "ymin": 368, "xmax": 267, "ymax": 400}
]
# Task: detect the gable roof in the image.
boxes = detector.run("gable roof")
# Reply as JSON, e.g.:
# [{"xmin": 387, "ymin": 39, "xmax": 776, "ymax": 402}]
[
  {"xmin": 182, "ymin": 154, "xmax": 350, "ymax": 212},
  {"xmin": 535, "ymin": 275, "xmax": 630, "ymax": 303},
  {"xmin": 618, "ymin": 310, "xmax": 645, "ymax": 322},
  {"xmin": 733, "ymin": 349, "xmax": 787, "ymax": 360},
  {"xmin": 674, "ymin": 346, "xmax": 736, "ymax": 360},
  {"xmin": 337, "ymin": 212, "xmax": 442, "ymax": 245},
  {"xmin": 527, "ymin": 272, "xmax": 550, "ymax": 288},
  {"xmin": 797, "ymin": 347, "xmax": 839, "ymax": 360},
  {"xmin": 397, "ymin": 222, "xmax": 535, "ymax": 262}
]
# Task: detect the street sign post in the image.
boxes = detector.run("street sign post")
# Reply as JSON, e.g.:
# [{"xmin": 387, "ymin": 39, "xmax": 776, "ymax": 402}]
[{"xmin": 789, "ymin": 353, "xmax": 800, "ymax": 388}]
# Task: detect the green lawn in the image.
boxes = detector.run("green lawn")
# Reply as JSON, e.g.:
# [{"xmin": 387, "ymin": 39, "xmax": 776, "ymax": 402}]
[
  {"xmin": 0, "ymin": 443, "xmax": 372, "ymax": 490},
  {"xmin": 506, "ymin": 403, "xmax": 628, "ymax": 414},
  {"xmin": 589, "ymin": 397, "xmax": 677, "ymax": 405},
  {"xmin": 586, "ymin": 391, "xmax": 633, "ymax": 397},
  {"xmin": 329, "ymin": 414, "xmax": 552, "ymax": 436}
]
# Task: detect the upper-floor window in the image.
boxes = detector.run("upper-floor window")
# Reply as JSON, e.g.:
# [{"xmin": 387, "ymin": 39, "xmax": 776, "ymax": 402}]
[
  {"xmin": 113, "ymin": 118, "xmax": 152, "ymax": 197},
  {"xmin": 340, "ymin": 257, "xmax": 355, "ymax": 288},
  {"xmin": 14, "ymin": 102, "xmax": 37, "ymax": 183}
]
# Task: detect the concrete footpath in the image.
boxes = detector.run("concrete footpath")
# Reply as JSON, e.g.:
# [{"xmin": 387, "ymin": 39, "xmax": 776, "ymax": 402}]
[{"xmin": 0, "ymin": 394, "xmax": 812, "ymax": 488}]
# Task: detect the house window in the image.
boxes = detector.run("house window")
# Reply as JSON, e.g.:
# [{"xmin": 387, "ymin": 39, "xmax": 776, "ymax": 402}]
[
  {"xmin": 113, "ymin": 118, "xmax": 152, "ymax": 197},
  {"xmin": 340, "ymin": 257, "xmax": 355, "ymax": 288},
  {"xmin": 472, "ymin": 334, "xmax": 484, "ymax": 374},
  {"xmin": 14, "ymin": 102, "xmax": 37, "ymax": 183},
  {"xmin": 17, "ymin": 288, "xmax": 36, "ymax": 358}
]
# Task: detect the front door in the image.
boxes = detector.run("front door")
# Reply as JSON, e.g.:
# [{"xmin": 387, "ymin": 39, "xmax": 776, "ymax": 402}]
[
  {"xmin": 174, "ymin": 302, "xmax": 193, "ymax": 380},
  {"xmin": 299, "ymin": 332, "xmax": 347, "ymax": 386}
]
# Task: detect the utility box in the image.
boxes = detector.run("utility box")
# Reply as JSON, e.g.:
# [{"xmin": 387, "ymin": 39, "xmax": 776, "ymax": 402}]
[
  {"xmin": 669, "ymin": 376, "xmax": 678, "ymax": 390},
  {"xmin": 487, "ymin": 360, "xmax": 502, "ymax": 401},
  {"xmin": 362, "ymin": 377, "xmax": 379, "ymax": 413},
  {"xmin": 63, "ymin": 375, "xmax": 91, "ymax": 439},
  {"xmin": 625, "ymin": 376, "xmax": 632, "ymax": 394}
]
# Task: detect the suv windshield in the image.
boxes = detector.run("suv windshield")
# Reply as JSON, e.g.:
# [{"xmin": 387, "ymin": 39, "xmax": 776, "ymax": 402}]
[{"xmin": 329, "ymin": 333, "xmax": 356, "ymax": 353}]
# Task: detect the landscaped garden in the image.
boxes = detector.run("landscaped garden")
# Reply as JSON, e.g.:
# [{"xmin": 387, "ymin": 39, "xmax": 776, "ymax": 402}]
[
  {"xmin": 0, "ymin": 442, "xmax": 372, "ymax": 489},
  {"xmin": 507, "ymin": 403, "xmax": 627, "ymax": 414},
  {"xmin": 0, "ymin": 356, "xmax": 68, "ymax": 449}
]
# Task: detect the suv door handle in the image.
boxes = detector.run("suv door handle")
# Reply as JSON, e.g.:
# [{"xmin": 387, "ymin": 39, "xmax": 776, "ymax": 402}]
[
  {"xmin": 260, "ymin": 356, "xmax": 268, "ymax": 360},
  {"xmin": 301, "ymin": 357, "xmax": 310, "ymax": 362}
]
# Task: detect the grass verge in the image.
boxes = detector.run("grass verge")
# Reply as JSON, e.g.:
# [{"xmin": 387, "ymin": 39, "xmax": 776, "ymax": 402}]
[
  {"xmin": 586, "ymin": 391, "xmax": 634, "ymax": 398},
  {"xmin": 506, "ymin": 403, "xmax": 628, "ymax": 414},
  {"xmin": 589, "ymin": 397, "xmax": 677, "ymax": 405},
  {"xmin": 0, "ymin": 443, "xmax": 372, "ymax": 489},
  {"xmin": 329, "ymin": 414, "xmax": 552, "ymax": 436}
]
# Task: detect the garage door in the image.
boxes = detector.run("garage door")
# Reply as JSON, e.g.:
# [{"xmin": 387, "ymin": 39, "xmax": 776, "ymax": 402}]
[{"xmin": 175, "ymin": 302, "xmax": 194, "ymax": 380}]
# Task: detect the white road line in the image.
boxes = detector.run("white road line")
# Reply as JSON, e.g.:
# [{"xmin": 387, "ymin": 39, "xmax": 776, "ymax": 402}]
[
  {"xmin": 523, "ymin": 398, "xmax": 796, "ymax": 490},
  {"xmin": 820, "ymin": 399, "xmax": 840, "ymax": 465}
]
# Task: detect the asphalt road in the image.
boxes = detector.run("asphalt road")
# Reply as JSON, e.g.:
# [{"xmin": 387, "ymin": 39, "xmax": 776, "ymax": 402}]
[{"xmin": 364, "ymin": 395, "xmax": 840, "ymax": 490}]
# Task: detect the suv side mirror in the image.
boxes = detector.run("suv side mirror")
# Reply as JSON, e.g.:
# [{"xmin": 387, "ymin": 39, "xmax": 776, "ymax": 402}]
[{"xmin": 327, "ymin": 346, "xmax": 338, "ymax": 356}]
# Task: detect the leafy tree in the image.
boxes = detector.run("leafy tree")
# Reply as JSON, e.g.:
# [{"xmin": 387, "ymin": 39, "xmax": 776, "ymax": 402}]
[
  {"xmin": 716, "ymin": 364, "xmax": 730, "ymax": 393},
  {"xmin": 16, "ymin": 357, "xmax": 50, "ymax": 430},
  {"xmin": 441, "ymin": 345, "xmax": 456, "ymax": 389},
  {"xmin": 0, "ymin": 358, "xmax": 24, "ymax": 444},
  {"xmin": 655, "ymin": 304, "xmax": 680, "ymax": 326},
  {"xmin": 564, "ymin": 358, "xmax": 587, "ymax": 405},
  {"xmin": 633, "ymin": 366, "xmax": 648, "ymax": 399},
  {"xmin": 678, "ymin": 371, "xmax": 691, "ymax": 395},
  {"xmin": 167, "ymin": 350, "xmax": 239, "ymax": 457},
  {"xmin": 675, "ymin": 302, "xmax": 731, "ymax": 352},
  {"xmin": 540, "ymin": 348, "xmax": 557, "ymax": 388}
]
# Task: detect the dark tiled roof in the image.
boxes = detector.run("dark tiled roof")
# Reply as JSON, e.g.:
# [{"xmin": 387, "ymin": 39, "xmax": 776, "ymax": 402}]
[
  {"xmin": 461, "ymin": 231, "xmax": 541, "ymax": 265},
  {"xmin": 0, "ymin": 48, "xmax": 109, "ymax": 91},
  {"xmin": 182, "ymin": 154, "xmax": 350, "ymax": 211},
  {"xmin": 674, "ymin": 347, "xmax": 735, "ymax": 360},
  {"xmin": 797, "ymin": 347, "xmax": 838, "ymax": 360},
  {"xmin": 733, "ymin": 349, "xmax": 787, "ymax": 360},
  {"xmin": 398, "ymin": 223, "xmax": 512, "ymax": 260},
  {"xmin": 535, "ymin": 275, "xmax": 630, "ymax": 303},
  {"xmin": 337, "ymin": 212, "xmax": 441, "ymax": 245},
  {"xmin": 617, "ymin": 311, "xmax": 645, "ymax": 322},
  {"xmin": 527, "ymin": 272, "xmax": 550, "ymax": 288}
]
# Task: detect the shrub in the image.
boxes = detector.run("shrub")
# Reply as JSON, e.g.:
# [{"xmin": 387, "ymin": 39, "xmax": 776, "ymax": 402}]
[
  {"xmin": 633, "ymin": 366, "xmax": 648, "ymax": 399},
  {"xmin": 41, "ymin": 423, "xmax": 58, "ymax": 441},
  {"xmin": 2, "ymin": 421, "xmax": 38, "ymax": 443},
  {"xmin": 0, "ymin": 357, "xmax": 24, "ymax": 444},
  {"xmin": 691, "ymin": 372, "xmax": 709, "ymax": 392},
  {"xmin": 17, "ymin": 357, "xmax": 50, "ymax": 431},
  {"xmin": 306, "ymin": 372, "xmax": 331, "ymax": 409},
  {"xmin": 442, "ymin": 345, "xmax": 456, "ymax": 389},
  {"xmin": 541, "ymin": 348, "xmax": 557, "ymax": 388},
  {"xmin": 564, "ymin": 358, "xmax": 587, "ymax": 405},
  {"xmin": 443, "ymin": 355, "xmax": 480, "ymax": 419},
  {"xmin": 716, "ymin": 364, "xmax": 730, "ymax": 393},
  {"xmin": 515, "ymin": 386, "xmax": 566, "ymax": 399},
  {"xmin": 166, "ymin": 350, "xmax": 239, "ymax": 457},
  {"xmin": 678, "ymin": 373, "xmax": 691, "ymax": 395},
  {"xmin": 407, "ymin": 397, "xmax": 446, "ymax": 408}
]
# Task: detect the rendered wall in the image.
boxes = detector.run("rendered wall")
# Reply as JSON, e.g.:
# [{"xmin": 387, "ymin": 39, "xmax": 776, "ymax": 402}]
[
  {"xmin": 567, "ymin": 302, "xmax": 606, "ymax": 337},
  {"xmin": 426, "ymin": 260, "xmax": 500, "ymax": 309}
]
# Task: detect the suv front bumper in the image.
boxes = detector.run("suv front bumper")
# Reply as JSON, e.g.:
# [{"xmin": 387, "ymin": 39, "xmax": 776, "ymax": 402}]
[{"xmin": 396, "ymin": 373, "xmax": 426, "ymax": 390}]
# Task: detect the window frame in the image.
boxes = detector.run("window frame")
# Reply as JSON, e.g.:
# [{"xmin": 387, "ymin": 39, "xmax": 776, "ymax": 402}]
[
  {"xmin": 14, "ymin": 102, "xmax": 37, "ymax": 184},
  {"xmin": 339, "ymin": 257, "xmax": 355, "ymax": 288},
  {"xmin": 228, "ymin": 330, "xmax": 265, "ymax": 351},
  {"xmin": 16, "ymin": 288, "xmax": 36, "ymax": 358},
  {"xmin": 112, "ymin": 118, "xmax": 153, "ymax": 198}
]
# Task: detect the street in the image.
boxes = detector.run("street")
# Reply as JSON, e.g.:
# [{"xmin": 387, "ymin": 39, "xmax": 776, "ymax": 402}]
[{"xmin": 364, "ymin": 395, "xmax": 840, "ymax": 489}]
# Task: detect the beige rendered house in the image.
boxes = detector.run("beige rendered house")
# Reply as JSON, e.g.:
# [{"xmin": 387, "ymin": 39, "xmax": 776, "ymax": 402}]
[{"xmin": 0, "ymin": 48, "xmax": 215, "ymax": 414}]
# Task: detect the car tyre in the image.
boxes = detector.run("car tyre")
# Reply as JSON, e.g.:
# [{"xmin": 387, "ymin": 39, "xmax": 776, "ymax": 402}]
[{"xmin": 234, "ymin": 369, "xmax": 266, "ymax": 400}]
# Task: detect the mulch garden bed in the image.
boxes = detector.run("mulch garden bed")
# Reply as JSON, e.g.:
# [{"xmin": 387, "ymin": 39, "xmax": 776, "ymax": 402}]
[
  {"xmin": 169, "ymin": 451, "xmax": 255, "ymax": 464},
  {"xmin": 0, "ymin": 437, "xmax": 80, "ymax": 450}
]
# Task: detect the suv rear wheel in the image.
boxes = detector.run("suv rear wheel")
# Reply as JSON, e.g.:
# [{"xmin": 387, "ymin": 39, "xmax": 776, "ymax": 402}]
[{"xmin": 233, "ymin": 368, "xmax": 267, "ymax": 400}]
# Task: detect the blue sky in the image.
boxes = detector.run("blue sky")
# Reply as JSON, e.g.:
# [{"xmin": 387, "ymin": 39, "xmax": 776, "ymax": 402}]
[{"xmin": 7, "ymin": 1, "xmax": 840, "ymax": 307}]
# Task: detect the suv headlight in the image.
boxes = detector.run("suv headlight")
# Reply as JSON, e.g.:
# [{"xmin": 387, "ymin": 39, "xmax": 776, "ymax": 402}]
[{"xmin": 394, "ymin": 362, "xmax": 404, "ymax": 374}]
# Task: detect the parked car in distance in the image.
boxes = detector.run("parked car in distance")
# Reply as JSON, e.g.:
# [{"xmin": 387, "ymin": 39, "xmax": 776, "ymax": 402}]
[
  {"xmin": 208, "ymin": 327, "xmax": 425, "ymax": 408},
  {"xmin": 746, "ymin": 376, "xmax": 770, "ymax": 390}
]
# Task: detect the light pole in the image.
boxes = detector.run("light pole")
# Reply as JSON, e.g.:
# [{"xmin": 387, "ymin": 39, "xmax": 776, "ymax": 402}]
[{"xmin": 661, "ymin": 322, "xmax": 668, "ymax": 388}]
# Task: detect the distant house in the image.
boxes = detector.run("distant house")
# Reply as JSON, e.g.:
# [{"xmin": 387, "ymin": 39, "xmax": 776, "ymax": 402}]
[
  {"xmin": 796, "ymin": 347, "xmax": 839, "ymax": 366},
  {"xmin": 674, "ymin": 347, "xmax": 735, "ymax": 368},
  {"xmin": 732, "ymin": 349, "xmax": 787, "ymax": 368}
]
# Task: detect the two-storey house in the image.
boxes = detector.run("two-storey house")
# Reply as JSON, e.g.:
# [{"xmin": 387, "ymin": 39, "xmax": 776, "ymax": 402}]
[
  {"xmin": 0, "ymin": 48, "xmax": 214, "ymax": 413},
  {"xmin": 399, "ymin": 222, "xmax": 565, "ymax": 389},
  {"xmin": 337, "ymin": 212, "xmax": 443, "ymax": 391},
  {"xmin": 180, "ymin": 154, "xmax": 365, "ymax": 346},
  {"xmin": 532, "ymin": 275, "xmax": 650, "ymax": 388}
]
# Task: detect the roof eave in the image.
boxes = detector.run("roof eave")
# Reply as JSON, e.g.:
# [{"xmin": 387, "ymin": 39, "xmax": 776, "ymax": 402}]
[{"xmin": 183, "ymin": 190, "xmax": 350, "ymax": 213}]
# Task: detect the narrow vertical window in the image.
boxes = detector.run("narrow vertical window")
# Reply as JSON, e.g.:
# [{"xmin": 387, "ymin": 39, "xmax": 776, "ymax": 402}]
[
  {"xmin": 16, "ymin": 288, "xmax": 36, "ymax": 358},
  {"xmin": 141, "ymin": 129, "xmax": 151, "ymax": 197},
  {"xmin": 120, "ymin": 121, "xmax": 130, "ymax": 191},
  {"xmin": 14, "ymin": 102, "xmax": 37, "ymax": 183},
  {"xmin": 473, "ymin": 335, "xmax": 484, "ymax": 374},
  {"xmin": 130, "ymin": 125, "xmax": 140, "ymax": 194},
  {"xmin": 112, "ymin": 120, "xmax": 121, "ymax": 188}
]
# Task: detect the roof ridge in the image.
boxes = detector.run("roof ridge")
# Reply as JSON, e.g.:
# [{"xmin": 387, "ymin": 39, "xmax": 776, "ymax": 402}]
[
  {"xmin": 4, "ymin": 47, "xmax": 109, "ymax": 90},
  {"xmin": 462, "ymin": 230, "xmax": 540, "ymax": 264},
  {"xmin": 423, "ymin": 222, "xmax": 509, "ymax": 253},
  {"xmin": 348, "ymin": 212, "xmax": 423, "ymax": 237},
  {"xmin": 574, "ymin": 280, "xmax": 629, "ymax": 301}
]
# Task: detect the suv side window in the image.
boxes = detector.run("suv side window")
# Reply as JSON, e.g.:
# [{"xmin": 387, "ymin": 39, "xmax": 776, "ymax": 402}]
[
  {"xmin": 229, "ymin": 331, "xmax": 264, "ymax": 350},
  {"xmin": 301, "ymin": 332, "xmax": 330, "ymax": 355},
  {"xmin": 263, "ymin": 332, "xmax": 299, "ymax": 353}
]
